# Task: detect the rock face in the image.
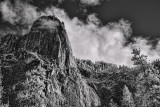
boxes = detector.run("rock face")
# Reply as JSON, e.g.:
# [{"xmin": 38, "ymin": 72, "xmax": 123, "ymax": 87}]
[{"xmin": 0, "ymin": 16, "xmax": 100, "ymax": 107}]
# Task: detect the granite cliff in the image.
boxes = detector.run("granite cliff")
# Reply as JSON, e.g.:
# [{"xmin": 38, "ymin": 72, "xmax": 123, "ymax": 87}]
[{"xmin": 0, "ymin": 16, "xmax": 100, "ymax": 107}]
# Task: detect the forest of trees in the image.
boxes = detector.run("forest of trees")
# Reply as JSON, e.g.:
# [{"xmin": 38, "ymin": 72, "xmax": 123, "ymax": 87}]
[
  {"xmin": 76, "ymin": 48, "xmax": 160, "ymax": 107},
  {"xmin": 1, "ymin": 32, "xmax": 160, "ymax": 107},
  {"xmin": 1, "ymin": 37, "xmax": 160, "ymax": 107}
]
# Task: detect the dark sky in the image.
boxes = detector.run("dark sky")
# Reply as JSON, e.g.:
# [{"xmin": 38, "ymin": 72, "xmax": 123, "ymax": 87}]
[
  {"xmin": 59, "ymin": 0, "xmax": 160, "ymax": 39},
  {"xmin": 1, "ymin": 0, "xmax": 160, "ymax": 39},
  {"xmin": 96, "ymin": 0, "xmax": 160, "ymax": 37},
  {"xmin": 0, "ymin": 0, "xmax": 160, "ymax": 65}
]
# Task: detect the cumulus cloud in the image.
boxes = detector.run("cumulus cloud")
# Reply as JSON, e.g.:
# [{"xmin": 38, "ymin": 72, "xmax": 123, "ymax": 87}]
[
  {"xmin": 0, "ymin": 0, "xmax": 39, "ymax": 24},
  {"xmin": 79, "ymin": 0, "xmax": 102, "ymax": 5},
  {"xmin": 0, "ymin": 0, "xmax": 40, "ymax": 34},
  {"xmin": 50, "ymin": 9, "xmax": 133, "ymax": 65},
  {"xmin": 0, "ymin": 0, "xmax": 160, "ymax": 66},
  {"xmin": 48, "ymin": 8, "xmax": 160, "ymax": 65}
]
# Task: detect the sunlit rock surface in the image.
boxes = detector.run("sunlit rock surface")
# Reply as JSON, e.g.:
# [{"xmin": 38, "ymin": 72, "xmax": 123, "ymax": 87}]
[{"xmin": 0, "ymin": 16, "xmax": 100, "ymax": 107}]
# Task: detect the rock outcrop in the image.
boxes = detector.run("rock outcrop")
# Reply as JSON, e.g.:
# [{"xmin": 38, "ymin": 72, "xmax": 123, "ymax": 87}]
[{"xmin": 0, "ymin": 16, "xmax": 100, "ymax": 107}]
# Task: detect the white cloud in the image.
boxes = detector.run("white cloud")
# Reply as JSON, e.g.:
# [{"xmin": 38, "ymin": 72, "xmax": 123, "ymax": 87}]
[
  {"xmin": 0, "ymin": 0, "xmax": 17, "ymax": 24},
  {"xmin": 0, "ymin": 1, "xmax": 160, "ymax": 66},
  {"xmin": 132, "ymin": 37, "xmax": 160, "ymax": 62},
  {"xmin": 0, "ymin": 0, "xmax": 40, "ymax": 34},
  {"xmin": 79, "ymin": 0, "xmax": 101, "ymax": 5},
  {"xmin": 45, "ymin": 8, "xmax": 133, "ymax": 65},
  {"xmin": 49, "ymin": 8, "xmax": 160, "ymax": 66},
  {"xmin": 0, "ymin": 0, "xmax": 40, "ymax": 25}
]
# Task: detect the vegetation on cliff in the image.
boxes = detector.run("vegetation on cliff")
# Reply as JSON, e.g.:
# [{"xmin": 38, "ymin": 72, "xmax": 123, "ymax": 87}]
[{"xmin": 0, "ymin": 15, "xmax": 160, "ymax": 107}]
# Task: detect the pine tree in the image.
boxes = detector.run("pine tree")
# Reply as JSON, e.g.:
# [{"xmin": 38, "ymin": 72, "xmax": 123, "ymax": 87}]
[
  {"xmin": 121, "ymin": 85, "xmax": 135, "ymax": 107},
  {"xmin": 131, "ymin": 48, "xmax": 148, "ymax": 73},
  {"xmin": 131, "ymin": 49, "xmax": 160, "ymax": 107},
  {"xmin": 109, "ymin": 99, "xmax": 118, "ymax": 107}
]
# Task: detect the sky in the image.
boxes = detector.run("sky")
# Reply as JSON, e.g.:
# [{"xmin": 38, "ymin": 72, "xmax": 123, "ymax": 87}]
[{"xmin": 0, "ymin": 0, "xmax": 160, "ymax": 66}]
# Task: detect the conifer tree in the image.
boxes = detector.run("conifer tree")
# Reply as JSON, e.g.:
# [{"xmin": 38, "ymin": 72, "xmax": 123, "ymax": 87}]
[
  {"xmin": 121, "ymin": 85, "xmax": 135, "ymax": 107},
  {"xmin": 131, "ymin": 49, "xmax": 160, "ymax": 107}
]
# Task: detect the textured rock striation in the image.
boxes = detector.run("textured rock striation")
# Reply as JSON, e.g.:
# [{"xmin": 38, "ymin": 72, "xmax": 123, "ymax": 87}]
[{"xmin": 0, "ymin": 16, "xmax": 100, "ymax": 107}]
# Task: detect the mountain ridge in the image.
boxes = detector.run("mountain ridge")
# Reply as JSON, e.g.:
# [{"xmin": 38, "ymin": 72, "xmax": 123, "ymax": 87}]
[
  {"xmin": 1, "ymin": 15, "xmax": 160, "ymax": 107},
  {"xmin": 0, "ymin": 15, "xmax": 100, "ymax": 107}
]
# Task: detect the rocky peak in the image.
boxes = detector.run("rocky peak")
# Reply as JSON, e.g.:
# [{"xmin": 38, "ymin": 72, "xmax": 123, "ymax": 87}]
[
  {"xmin": 0, "ymin": 16, "xmax": 100, "ymax": 107},
  {"xmin": 1, "ymin": 16, "xmax": 75, "ymax": 68},
  {"xmin": 30, "ymin": 16, "xmax": 62, "ymax": 32}
]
